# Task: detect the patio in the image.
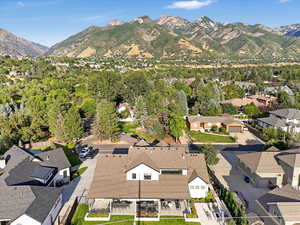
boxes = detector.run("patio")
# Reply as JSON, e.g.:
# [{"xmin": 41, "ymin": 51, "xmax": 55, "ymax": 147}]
[
  {"xmin": 89, "ymin": 199, "xmax": 111, "ymax": 214},
  {"xmin": 160, "ymin": 200, "xmax": 188, "ymax": 216},
  {"xmin": 195, "ymin": 203, "xmax": 225, "ymax": 225},
  {"xmin": 136, "ymin": 201, "xmax": 159, "ymax": 219},
  {"xmin": 111, "ymin": 200, "xmax": 136, "ymax": 215}
]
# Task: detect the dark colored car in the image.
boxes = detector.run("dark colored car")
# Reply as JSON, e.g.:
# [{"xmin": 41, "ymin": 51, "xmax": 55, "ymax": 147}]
[{"xmin": 244, "ymin": 176, "xmax": 250, "ymax": 183}]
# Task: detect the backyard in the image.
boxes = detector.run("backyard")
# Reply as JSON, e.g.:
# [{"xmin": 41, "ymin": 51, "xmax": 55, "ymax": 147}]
[
  {"xmin": 189, "ymin": 131, "xmax": 236, "ymax": 143},
  {"xmin": 71, "ymin": 204, "xmax": 199, "ymax": 225},
  {"xmin": 119, "ymin": 122, "xmax": 156, "ymax": 143}
]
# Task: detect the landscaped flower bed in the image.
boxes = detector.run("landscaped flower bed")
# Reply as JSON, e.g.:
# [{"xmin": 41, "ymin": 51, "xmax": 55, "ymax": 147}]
[
  {"xmin": 137, "ymin": 210, "xmax": 159, "ymax": 218},
  {"xmin": 185, "ymin": 205, "xmax": 198, "ymax": 218}
]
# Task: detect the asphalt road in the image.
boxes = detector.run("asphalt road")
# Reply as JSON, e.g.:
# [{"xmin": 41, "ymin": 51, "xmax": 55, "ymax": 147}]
[{"xmin": 88, "ymin": 143, "xmax": 265, "ymax": 154}]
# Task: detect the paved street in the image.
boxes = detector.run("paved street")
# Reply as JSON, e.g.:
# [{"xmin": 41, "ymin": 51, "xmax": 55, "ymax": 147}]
[{"xmin": 211, "ymin": 152, "xmax": 268, "ymax": 213}]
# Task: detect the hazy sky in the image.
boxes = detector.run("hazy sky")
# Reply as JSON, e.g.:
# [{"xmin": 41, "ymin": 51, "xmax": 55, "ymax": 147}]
[{"xmin": 1, "ymin": 0, "xmax": 299, "ymax": 47}]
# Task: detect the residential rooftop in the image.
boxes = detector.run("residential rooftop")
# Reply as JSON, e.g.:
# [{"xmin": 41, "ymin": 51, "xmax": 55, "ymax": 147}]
[{"xmin": 88, "ymin": 148, "xmax": 209, "ymax": 200}]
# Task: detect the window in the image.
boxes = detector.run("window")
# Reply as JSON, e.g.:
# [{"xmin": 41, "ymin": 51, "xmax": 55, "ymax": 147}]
[
  {"xmin": 201, "ymin": 185, "xmax": 206, "ymax": 190},
  {"xmin": 161, "ymin": 169, "xmax": 182, "ymax": 175},
  {"xmin": 132, "ymin": 173, "xmax": 137, "ymax": 179},
  {"xmin": 144, "ymin": 173, "xmax": 152, "ymax": 180},
  {"xmin": 190, "ymin": 186, "xmax": 194, "ymax": 189},
  {"xmin": 63, "ymin": 170, "xmax": 68, "ymax": 178},
  {"xmin": 195, "ymin": 186, "xmax": 200, "ymax": 189}
]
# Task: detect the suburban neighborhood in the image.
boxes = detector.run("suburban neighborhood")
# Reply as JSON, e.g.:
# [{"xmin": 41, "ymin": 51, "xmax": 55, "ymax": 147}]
[{"xmin": 2, "ymin": 2, "xmax": 300, "ymax": 224}]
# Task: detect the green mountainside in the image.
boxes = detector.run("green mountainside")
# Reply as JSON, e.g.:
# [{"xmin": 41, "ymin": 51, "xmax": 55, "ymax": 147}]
[{"xmin": 47, "ymin": 16, "xmax": 300, "ymax": 58}]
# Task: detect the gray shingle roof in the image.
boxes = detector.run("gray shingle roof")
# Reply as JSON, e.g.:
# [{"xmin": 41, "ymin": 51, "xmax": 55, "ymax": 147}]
[
  {"xmin": 38, "ymin": 148, "xmax": 71, "ymax": 170},
  {"xmin": 270, "ymin": 108, "xmax": 300, "ymax": 120},
  {"xmin": 0, "ymin": 146, "xmax": 66, "ymax": 222},
  {"xmin": 257, "ymin": 117, "xmax": 287, "ymax": 127}
]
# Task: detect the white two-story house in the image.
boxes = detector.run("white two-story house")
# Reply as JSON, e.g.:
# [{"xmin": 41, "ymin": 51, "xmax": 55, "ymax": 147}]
[
  {"xmin": 87, "ymin": 147, "xmax": 210, "ymax": 221},
  {"xmin": 257, "ymin": 108, "xmax": 300, "ymax": 133}
]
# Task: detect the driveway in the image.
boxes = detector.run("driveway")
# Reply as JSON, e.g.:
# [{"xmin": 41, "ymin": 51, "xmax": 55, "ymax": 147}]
[
  {"xmin": 231, "ymin": 131, "xmax": 264, "ymax": 145},
  {"xmin": 63, "ymin": 155, "xmax": 98, "ymax": 203},
  {"xmin": 210, "ymin": 152, "xmax": 268, "ymax": 213}
]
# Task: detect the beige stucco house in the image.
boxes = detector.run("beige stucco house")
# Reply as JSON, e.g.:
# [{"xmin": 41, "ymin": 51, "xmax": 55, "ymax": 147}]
[
  {"xmin": 237, "ymin": 151, "xmax": 284, "ymax": 188},
  {"xmin": 256, "ymin": 185, "xmax": 300, "ymax": 225}
]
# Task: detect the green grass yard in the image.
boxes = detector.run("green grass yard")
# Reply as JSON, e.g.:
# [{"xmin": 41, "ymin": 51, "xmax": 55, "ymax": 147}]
[
  {"xmin": 72, "ymin": 205, "xmax": 199, "ymax": 225},
  {"xmin": 63, "ymin": 147, "xmax": 82, "ymax": 167},
  {"xmin": 189, "ymin": 131, "xmax": 235, "ymax": 143},
  {"xmin": 71, "ymin": 167, "xmax": 88, "ymax": 180}
]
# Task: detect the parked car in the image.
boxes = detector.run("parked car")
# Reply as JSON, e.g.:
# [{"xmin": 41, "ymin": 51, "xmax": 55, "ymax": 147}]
[
  {"xmin": 244, "ymin": 176, "xmax": 250, "ymax": 183},
  {"xmin": 79, "ymin": 148, "xmax": 90, "ymax": 158}
]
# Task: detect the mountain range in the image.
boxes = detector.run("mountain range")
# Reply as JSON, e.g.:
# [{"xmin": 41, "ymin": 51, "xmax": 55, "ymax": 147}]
[
  {"xmin": 0, "ymin": 29, "xmax": 48, "ymax": 57},
  {"xmin": 2, "ymin": 16, "xmax": 300, "ymax": 58},
  {"xmin": 277, "ymin": 24, "xmax": 300, "ymax": 37}
]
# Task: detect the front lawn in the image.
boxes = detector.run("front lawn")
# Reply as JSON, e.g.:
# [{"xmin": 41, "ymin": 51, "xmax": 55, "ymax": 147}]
[
  {"xmin": 189, "ymin": 131, "xmax": 235, "ymax": 143},
  {"xmin": 119, "ymin": 122, "xmax": 155, "ymax": 143},
  {"xmin": 140, "ymin": 216, "xmax": 199, "ymax": 224},
  {"xmin": 71, "ymin": 167, "xmax": 88, "ymax": 180},
  {"xmin": 119, "ymin": 122, "xmax": 139, "ymax": 133},
  {"xmin": 72, "ymin": 205, "xmax": 199, "ymax": 225},
  {"xmin": 63, "ymin": 147, "xmax": 82, "ymax": 167}
]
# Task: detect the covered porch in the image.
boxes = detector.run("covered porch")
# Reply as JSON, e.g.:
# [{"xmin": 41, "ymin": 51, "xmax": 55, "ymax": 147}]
[
  {"xmin": 111, "ymin": 200, "xmax": 136, "ymax": 215},
  {"xmin": 160, "ymin": 199, "xmax": 189, "ymax": 216},
  {"xmin": 88, "ymin": 199, "xmax": 111, "ymax": 214},
  {"xmin": 136, "ymin": 200, "xmax": 159, "ymax": 220}
]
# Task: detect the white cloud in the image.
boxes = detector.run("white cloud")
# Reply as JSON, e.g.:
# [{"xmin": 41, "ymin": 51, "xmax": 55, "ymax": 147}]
[
  {"xmin": 167, "ymin": 0, "xmax": 215, "ymax": 10},
  {"xmin": 279, "ymin": 0, "xmax": 290, "ymax": 3},
  {"xmin": 17, "ymin": 1, "xmax": 25, "ymax": 7}
]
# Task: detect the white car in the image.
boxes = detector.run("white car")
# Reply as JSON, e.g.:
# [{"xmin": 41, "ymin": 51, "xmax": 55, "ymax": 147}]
[{"xmin": 79, "ymin": 148, "xmax": 90, "ymax": 158}]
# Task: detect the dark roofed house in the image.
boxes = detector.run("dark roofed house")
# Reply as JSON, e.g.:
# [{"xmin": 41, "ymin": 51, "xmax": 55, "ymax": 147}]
[
  {"xmin": 0, "ymin": 146, "xmax": 71, "ymax": 225},
  {"xmin": 257, "ymin": 108, "xmax": 300, "ymax": 133}
]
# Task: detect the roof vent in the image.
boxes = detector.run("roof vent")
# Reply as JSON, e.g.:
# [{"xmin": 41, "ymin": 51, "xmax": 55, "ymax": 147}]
[{"xmin": 46, "ymin": 155, "xmax": 50, "ymax": 160}]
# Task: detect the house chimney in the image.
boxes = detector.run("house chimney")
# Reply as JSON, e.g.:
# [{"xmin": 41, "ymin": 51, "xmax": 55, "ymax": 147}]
[{"xmin": 0, "ymin": 157, "xmax": 6, "ymax": 169}]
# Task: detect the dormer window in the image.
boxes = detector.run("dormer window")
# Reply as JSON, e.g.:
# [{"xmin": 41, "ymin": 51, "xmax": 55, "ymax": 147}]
[
  {"xmin": 132, "ymin": 173, "xmax": 137, "ymax": 179},
  {"xmin": 144, "ymin": 173, "xmax": 152, "ymax": 180}
]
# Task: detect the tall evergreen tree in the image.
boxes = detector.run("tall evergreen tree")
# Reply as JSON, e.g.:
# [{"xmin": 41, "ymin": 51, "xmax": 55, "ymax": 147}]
[
  {"xmin": 64, "ymin": 106, "xmax": 83, "ymax": 141},
  {"xmin": 168, "ymin": 113, "xmax": 185, "ymax": 142},
  {"xmin": 92, "ymin": 100, "xmax": 119, "ymax": 141}
]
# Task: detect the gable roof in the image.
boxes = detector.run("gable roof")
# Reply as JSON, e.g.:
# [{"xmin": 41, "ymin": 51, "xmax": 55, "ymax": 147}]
[
  {"xmin": 89, "ymin": 148, "xmax": 209, "ymax": 199},
  {"xmin": 270, "ymin": 108, "xmax": 300, "ymax": 120},
  {"xmin": 257, "ymin": 117, "xmax": 287, "ymax": 127},
  {"xmin": 276, "ymin": 152, "xmax": 300, "ymax": 168},
  {"xmin": 189, "ymin": 169, "xmax": 201, "ymax": 183},
  {"xmin": 155, "ymin": 140, "xmax": 169, "ymax": 147},
  {"xmin": 0, "ymin": 146, "xmax": 64, "ymax": 222},
  {"xmin": 237, "ymin": 152, "xmax": 284, "ymax": 174},
  {"xmin": 126, "ymin": 152, "xmax": 160, "ymax": 172},
  {"xmin": 265, "ymin": 146, "xmax": 280, "ymax": 152},
  {"xmin": 187, "ymin": 115, "xmax": 234, "ymax": 124},
  {"xmin": 38, "ymin": 148, "xmax": 71, "ymax": 170},
  {"xmin": 134, "ymin": 139, "xmax": 149, "ymax": 147},
  {"xmin": 258, "ymin": 185, "xmax": 300, "ymax": 210}
]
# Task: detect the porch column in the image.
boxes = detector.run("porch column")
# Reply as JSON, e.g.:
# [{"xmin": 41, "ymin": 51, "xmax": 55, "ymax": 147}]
[{"xmin": 158, "ymin": 200, "xmax": 161, "ymax": 216}]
